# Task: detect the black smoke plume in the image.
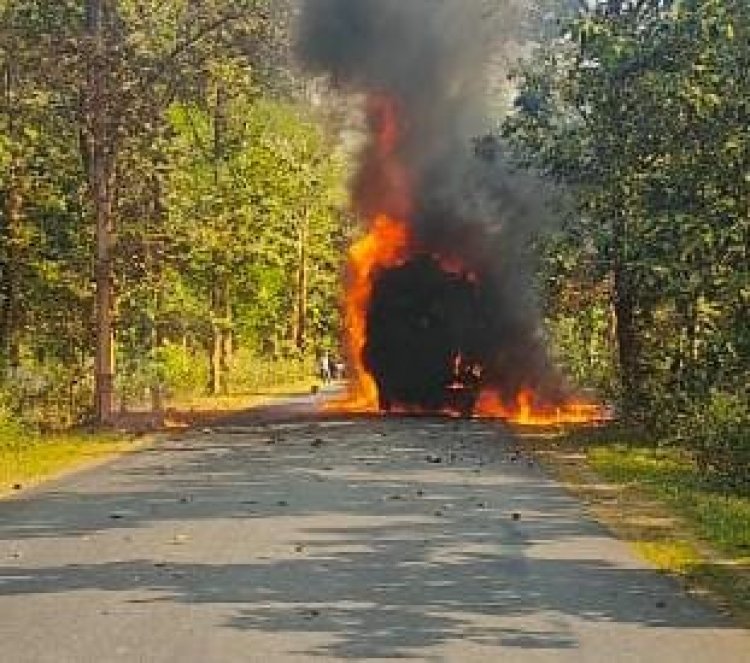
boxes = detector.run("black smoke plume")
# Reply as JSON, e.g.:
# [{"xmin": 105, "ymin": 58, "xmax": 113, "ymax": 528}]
[{"xmin": 298, "ymin": 0, "xmax": 567, "ymax": 412}]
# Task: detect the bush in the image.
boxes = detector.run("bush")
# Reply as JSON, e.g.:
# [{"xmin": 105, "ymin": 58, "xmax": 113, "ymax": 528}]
[
  {"xmin": 678, "ymin": 392, "xmax": 749, "ymax": 493},
  {"xmin": 157, "ymin": 342, "xmax": 209, "ymax": 399},
  {"xmin": 0, "ymin": 366, "xmax": 92, "ymax": 431},
  {"xmin": 0, "ymin": 396, "xmax": 31, "ymax": 450},
  {"xmin": 226, "ymin": 348, "xmax": 313, "ymax": 394}
]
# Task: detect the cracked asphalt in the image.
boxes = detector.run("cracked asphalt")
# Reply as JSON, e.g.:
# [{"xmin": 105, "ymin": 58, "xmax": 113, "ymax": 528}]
[{"xmin": 1, "ymin": 394, "xmax": 748, "ymax": 662}]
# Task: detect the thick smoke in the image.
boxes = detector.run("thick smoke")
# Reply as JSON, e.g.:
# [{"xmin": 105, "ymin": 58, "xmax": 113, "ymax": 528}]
[{"xmin": 298, "ymin": 0, "xmax": 567, "ymax": 406}]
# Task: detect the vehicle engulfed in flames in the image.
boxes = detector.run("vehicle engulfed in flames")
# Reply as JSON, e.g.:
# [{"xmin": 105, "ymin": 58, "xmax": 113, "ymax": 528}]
[{"xmin": 364, "ymin": 254, "xmax": 487, "ymax": 418}]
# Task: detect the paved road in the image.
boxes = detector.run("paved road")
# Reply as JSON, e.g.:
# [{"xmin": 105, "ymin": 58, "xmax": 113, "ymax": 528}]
[{"xmin": 1, "ymin": 395, "xmax": 748, "ymax": 662}]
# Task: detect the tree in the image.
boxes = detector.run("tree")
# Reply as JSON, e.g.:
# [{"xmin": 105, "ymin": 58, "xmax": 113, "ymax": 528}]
[{"xmin": 504, "ymin": 0, "xmax": 749, "ymax": 422}]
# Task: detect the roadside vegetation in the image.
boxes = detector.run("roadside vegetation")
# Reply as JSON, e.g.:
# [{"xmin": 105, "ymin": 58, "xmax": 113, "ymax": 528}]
[
  {"xmin": 524, "ymin": 425, "xmax": 749, "ymax": 623},
  {"xmin": 0, "ymin": 417, "xmax": 131, "ymax": 495},
  {"xmin": 0, "ymin": 1, "xmax": 345, "ymax": 487},
  {"xmin": 589, "ymin": 444, "xmax": 749, "ymax": 558},
  {"xmin": 0, "ymin": 2, "xmax": 346, "ymax": 431},
  {"xmin": 504, "ymin": 1, "xmax": 748, "ymax": 618},
  {"xmin": 504, "ymin": 1, "xmax": 747, "ymax": 490}
]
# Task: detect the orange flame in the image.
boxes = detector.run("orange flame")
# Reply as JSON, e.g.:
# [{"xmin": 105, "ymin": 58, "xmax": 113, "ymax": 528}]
[
  {"xmin": 475, "ymin": 389, "xmax": 607, "ymax": 426},
  {"xmin": 335, "ymin": 214, "xmax": 411, "ymax": 410},
  {"xmin": 325, "ymin": 93, "xmax": 606, "ymax": 427}
]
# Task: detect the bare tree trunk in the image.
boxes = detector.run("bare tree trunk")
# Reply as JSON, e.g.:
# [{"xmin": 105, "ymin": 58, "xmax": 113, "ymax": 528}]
[
  {"xmin": 209, "ymin": 282, "xmax": 231, "ymax": 396},
  {"xmin": 87, "ymin": 0, "xmax": 115, "ymax": 425},
  {"xmin": 293, "ymin": 210, "xmax": 309, "ymax": 352},
  {"xmin": 1, "ymin": 161, "xmax": 22, "ymax": 374},
  {"xmin": 0, "ymin": 60, "xmax": 22, "ymax": 375},
  {"xmin": 210, "ymin": 333, "xmax": 222, "ymax": 395},
  {"xmin": 149, "ymin": 153, "xmax": 166, "ymax": 414},
  {"xmin": 613, "ymin": 259, "xmax": 640, "ymax": 415},
  {"xmin": 220, "ymin": 288, "xmax": 232, "ymax": 393}
]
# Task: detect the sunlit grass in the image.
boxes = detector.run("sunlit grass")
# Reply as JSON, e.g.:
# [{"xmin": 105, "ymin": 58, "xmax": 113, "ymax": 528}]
[
  {"xmin": 169, "ymin": 380, "xmax": 317, "ymax": 413},
  {"xmin": 523, "ymin": 429, "xmax": 750, "ymax": 622},
  {"xmin": 632, "ymin": 540, "xmax": 702, "ymax": 574},
  {"xmin": 589, "ymin": 445, "xmax": 750, "ymax": 559},
  {"xmin": 0, "ymin": 432, "xmax": 132, "ymax": 496},
  {"xmin": 0, "ymin": 381, "xmax": 319, "ymax": 495}
]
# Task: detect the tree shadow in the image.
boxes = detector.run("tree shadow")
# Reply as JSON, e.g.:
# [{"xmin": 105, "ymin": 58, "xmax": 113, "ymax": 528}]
[{"xmin": 0, "ymin": 403, "xmax": 742, "ymax": 659}]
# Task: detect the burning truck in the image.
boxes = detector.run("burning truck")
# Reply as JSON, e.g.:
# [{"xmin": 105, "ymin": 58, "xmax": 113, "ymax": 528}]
[
  {"xmin": 299, "ymin": 0, "xmax": 603, "ymax": 425},
  {"xmin": 365, "ymin": 254, "xmax": 488, "ymax": 417}
]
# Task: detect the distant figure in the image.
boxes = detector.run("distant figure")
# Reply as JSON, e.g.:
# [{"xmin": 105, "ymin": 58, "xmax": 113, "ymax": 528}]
[
  {"xmin": 334, "ymin": 358, "xmax": 346, "ymax": 380},
  {"xmin": 319, "ymin": 352, "xmax": 332, "ymax": 383}
]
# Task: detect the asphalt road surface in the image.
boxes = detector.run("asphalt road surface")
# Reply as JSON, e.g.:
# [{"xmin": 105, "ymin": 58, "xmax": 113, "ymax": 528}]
[{"xmin": 1, "ymin": 394, "xmax": 748, "ymax": 662}]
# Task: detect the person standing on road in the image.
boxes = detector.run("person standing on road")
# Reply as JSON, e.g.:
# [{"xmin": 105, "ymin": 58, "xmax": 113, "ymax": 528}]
[{"xmin": 319, "ymin": 352, "xmax": 332, "ymax": 383}]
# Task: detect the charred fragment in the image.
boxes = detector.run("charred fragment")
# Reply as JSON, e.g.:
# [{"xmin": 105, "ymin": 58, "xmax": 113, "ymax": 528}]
[{"xmin": 364, "ymin": 256, "xmax": 488, "ymax": 416}]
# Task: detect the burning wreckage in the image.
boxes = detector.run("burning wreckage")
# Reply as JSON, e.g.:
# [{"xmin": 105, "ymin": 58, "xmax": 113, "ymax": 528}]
[
  {"xmin": 365, "ymin": 254, "xmax": 488, "ymax": 417},
  {"xmin": 299, "ymin": 0, "xmax": 603, "ymax": 425}
]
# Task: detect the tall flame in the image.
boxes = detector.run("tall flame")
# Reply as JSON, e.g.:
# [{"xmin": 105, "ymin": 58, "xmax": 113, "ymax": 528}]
[
  {"xmin": 327, "ymin": 93, "xmax": 607, "ymax": 427},
  {"xmin": 341, "ymin": 214, "xmax": 411, "ymax": 410}
]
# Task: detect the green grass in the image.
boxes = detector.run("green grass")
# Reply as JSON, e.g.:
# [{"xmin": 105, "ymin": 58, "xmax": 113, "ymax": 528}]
[
  {"xmin": 522, "ymin": 428, "xmax": 750, "ymax": 622},
  {"xmin": 0, "ymin": 431, "xmax": 133, "ymax": 496},
  {"xmin": 0, "ymin": 381, "xmax": 317, "ymax": 495},
  {"xmin": 169, "ymin": 380, "xmax": 317, "ymax": 413},
  {"xmin": 588, "ymin": 445, "xmax": 750, "ymax": 559}
]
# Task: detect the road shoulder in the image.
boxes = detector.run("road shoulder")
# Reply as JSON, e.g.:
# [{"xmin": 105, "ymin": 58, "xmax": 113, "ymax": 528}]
[{"xmin": 519, "ymin": 426, "xmax": 750, "ymax": 628}]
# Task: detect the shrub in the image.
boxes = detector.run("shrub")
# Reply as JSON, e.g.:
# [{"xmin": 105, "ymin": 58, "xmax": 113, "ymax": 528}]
[
  {"xmin": 226, "ymin": 348, "xmax": 313, "ymax": 394},
  {"xmin": 0, "ymin": 396, "xmax": 30, "ymax": 450},
  {"xmin": 679, "ymin": 391, "xmax": 749, "ymax": 493},
  {"xmin": 157, "ymin": 342, "xmax": 210, "ymax": 399}
]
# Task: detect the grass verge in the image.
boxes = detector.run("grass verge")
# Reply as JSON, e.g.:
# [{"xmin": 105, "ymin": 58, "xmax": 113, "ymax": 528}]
[
  {"xmin": 0, "ymin": 432, "xmax": 136, "ymax": 498},
  {"xmin": 1, "ymin": 380, "xmax": 320, "ymax": 497},
  {"xmin": 520, "ymin": 426, "xmax": 750, "ymax": 626},
  {"xmin": 169, "ymin": 380, "xmax": 317, "ymax": 414}
]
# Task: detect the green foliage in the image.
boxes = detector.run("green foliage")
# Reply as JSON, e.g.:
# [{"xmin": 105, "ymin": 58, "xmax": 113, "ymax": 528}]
[
  {"xmin": 225, "ymin": 348, "xmax": 314, "ymax": 394},
  {"xmin": 0, "ymin": 0, "xmax": 348, "ymax": 420},
  {"xmin": 0, "ymin": 397, "xmax": 28, "ymax": 449},
  {"xmin": 157, "ymin": 342, "xmax": 211, "ymax": 399},
  {"xmin": 504, "ymin": 0, "xmax": 749, "ymax": 474},
  {"xmin": 678, "ymin": 392, "xmax": 749, "ymax": 492}
]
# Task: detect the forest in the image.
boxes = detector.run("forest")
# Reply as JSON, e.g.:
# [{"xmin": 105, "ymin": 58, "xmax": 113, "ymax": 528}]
[
  {"xmin": 0, "ymin": 1, "xmax": 747, "ymax": 489},
  {"xmin": 505, "ymin": 0, "xmax": 747, "ymax": 489},
  {"xmin": 0, "ymin": 0, "xmax": 350, "ymax": 429}
]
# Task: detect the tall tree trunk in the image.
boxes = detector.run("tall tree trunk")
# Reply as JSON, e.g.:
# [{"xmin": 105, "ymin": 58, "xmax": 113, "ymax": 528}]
[
  {"xmin": 613, "ymin": 261, "xmax": 640, "ymax": 415},
  {"xmin": 0, "ymin": 60, "xmax": 22, "ymax": 375},
  {"xmin": 86, "ymin": 0, "xmax": 115, "ymax": 425},
  {"xmin": 149, "ymin": 154, "xmax": 166, "ymax": 414},
  {"xmin": 209, "ymin": 83, "xmax": 227, "ymax": 397},
  {"xmin": 220, "ymin": 288, "xmax": 232, "ymax": 393},
  {"xmin": 210, "ymin": 329, "xmax": 222, "ymax": 395},
  {"xmin": 1, "ymin": 161, "xmax": 22, "ymax": 374},
  {"xmin": 293, "ymin": 210, "xmax": 309, "ymax": 352},
  {"xmin": 209, "ymin": 283, "xmax": 227, "ymax": 396}
]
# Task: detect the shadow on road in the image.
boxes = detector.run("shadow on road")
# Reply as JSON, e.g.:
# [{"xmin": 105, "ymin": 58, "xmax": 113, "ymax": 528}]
[{"xmin": 0, "ymin": 398, "xmax": 738, "ymax": 659}]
